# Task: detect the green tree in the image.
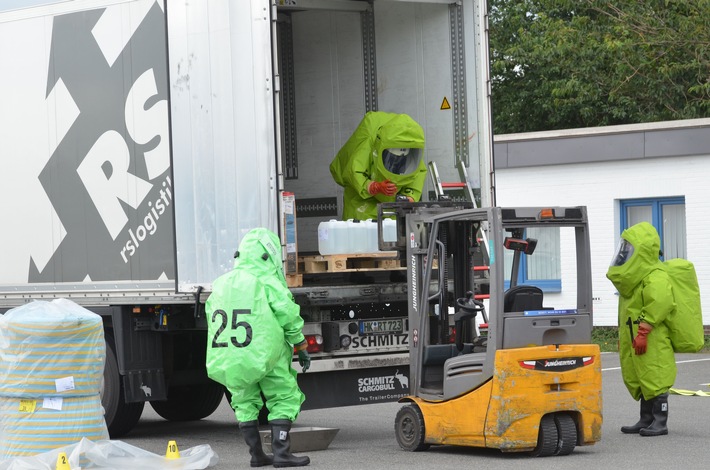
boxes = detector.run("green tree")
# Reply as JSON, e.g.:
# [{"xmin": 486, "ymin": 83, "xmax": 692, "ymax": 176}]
[{"xmin": 489, "ymin": 0, "xmax": 710, "ymax": 134}]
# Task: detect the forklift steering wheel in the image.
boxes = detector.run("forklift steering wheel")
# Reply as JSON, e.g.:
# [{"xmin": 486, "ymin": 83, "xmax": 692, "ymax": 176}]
[
  {"xmin": 454, "ymin": 294, "xmax": 485, "ymax": 352},
  {"xmin": 455, "ymin": 296, "xmax": 485, "ymax": 318}
]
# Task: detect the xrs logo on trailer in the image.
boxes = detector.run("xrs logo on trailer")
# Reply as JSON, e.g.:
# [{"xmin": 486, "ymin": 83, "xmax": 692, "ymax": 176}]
[{"xmin": 31, "ymin": 1, "xmax": 174, "ymax": 283}]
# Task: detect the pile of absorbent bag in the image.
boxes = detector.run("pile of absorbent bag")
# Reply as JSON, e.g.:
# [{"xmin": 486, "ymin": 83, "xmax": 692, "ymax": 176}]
[
  {"xmin": 0, "ymin": 299, "xmax": 109, "ymax": 458},
  {"xmin": 0, "ymin": 299, "xmax": 219, "ymax": 470}
]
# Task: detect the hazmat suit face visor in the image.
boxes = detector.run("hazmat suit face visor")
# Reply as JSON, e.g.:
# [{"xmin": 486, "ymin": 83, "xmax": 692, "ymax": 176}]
[
  {"xmin": 610, "ymin": 238, "xmax": 634, "ymax": 266},
  {"xmin": 381, "ymin": 147, "xmax": 422, "ymax": 176}
]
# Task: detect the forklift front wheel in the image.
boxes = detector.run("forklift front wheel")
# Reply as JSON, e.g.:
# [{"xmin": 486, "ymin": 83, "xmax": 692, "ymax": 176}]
[{"xmin": 394, "ymin": 404, "xmax": 430, "ymax": 452}]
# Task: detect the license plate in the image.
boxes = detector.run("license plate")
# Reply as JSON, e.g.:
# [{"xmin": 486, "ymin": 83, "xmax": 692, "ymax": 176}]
[{"xmin": 359, "ymin": 319, "xmax": 404, "ymax": 335}]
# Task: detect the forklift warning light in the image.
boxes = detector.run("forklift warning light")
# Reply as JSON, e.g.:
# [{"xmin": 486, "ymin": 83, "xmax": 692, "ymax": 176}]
[
  {"xmin": 538, "ymin": 208, "xmax": 555, "ymax": 219},
  {"xmin": 523, "ymin": 309, "xmax": 578, "ymax": 316}
]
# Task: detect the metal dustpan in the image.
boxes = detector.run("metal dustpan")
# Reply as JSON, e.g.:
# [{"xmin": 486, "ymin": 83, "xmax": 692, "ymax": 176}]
[{"xmin": 260, "ymin": 427, "xmax": 339, "ymax": 453}]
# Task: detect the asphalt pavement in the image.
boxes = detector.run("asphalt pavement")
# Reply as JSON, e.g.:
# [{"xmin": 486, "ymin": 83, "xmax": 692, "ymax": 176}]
[{"xmin": 120, "ymin": 352, "xmax": 710, "ymax": 470}]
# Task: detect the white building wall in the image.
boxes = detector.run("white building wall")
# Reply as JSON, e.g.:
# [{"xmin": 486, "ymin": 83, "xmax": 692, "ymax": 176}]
[{"xmin": 496, "ymin": 154, "xmax": 710, "ymax": 326}]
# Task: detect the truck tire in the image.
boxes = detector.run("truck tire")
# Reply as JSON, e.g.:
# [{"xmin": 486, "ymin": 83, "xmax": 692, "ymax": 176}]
[
  {"xmin": 102, "ymin": 335, "xmax": 145, "ymax": 438},
  {"xmin": 150, "ymin": 380, "xmax": 224, "ymax": 421}
]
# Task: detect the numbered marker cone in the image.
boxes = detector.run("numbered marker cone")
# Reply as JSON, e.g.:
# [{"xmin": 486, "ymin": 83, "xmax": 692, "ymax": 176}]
[
  {"xmin": 166, "ymin": 440, "xmax": 180, "ymax": 459},
  {"xmin": 55, "ymin": 451, "xmax": 71, "ymax": 470}
]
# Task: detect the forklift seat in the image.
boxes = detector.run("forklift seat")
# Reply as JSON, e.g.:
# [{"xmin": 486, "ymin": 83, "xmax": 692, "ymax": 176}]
[{"xmin": 504, "ymin": 285, "xmax": 544, "ymax": 312}]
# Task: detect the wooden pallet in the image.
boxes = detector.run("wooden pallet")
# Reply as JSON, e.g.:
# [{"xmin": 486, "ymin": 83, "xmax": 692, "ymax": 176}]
[
  {"xmin": 300, "ymin": 252, "xmax": 402, "ymax": 273},
  {"xmin": 286, "ymin": 274, "xmax": 303, "ymax": 287}
]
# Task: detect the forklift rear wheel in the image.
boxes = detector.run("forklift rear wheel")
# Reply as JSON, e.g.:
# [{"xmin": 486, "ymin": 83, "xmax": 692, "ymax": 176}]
[
  {"xmin": 553, "ymin": 413, "xmax": 577, "ymax": 456},
  {"xmin": 395, "ymin": 405, "xmax": 430, "ymax": 452},
  {"xmin": 530, "ymin": 414, "xmax": 558, "ymax": 457}
]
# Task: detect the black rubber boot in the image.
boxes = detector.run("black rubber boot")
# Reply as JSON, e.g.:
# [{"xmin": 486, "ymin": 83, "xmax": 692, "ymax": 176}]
[
  {"xmin": 639, "ymin": 393, "xmax": 669, "ymax": 436},
  {"xmin": 270, "ymin": 419, "xmax": 310, "ymax": 467},
  {"xmin": 239, "ymin": 420, "xmax": 273, "ymax": 467},
  {"xmin": 621, "ymin": 397, "xmax": 654, "ymax": 434}
]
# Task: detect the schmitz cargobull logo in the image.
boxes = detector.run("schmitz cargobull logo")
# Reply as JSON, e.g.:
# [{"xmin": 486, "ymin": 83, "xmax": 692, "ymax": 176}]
[
  {"xmin": 30, "ymin": 1, "xmax": 174, "ymax": 283},
  {"xmin": 356, "ymin": 369, "xmax": 409, "ymax": 403}
]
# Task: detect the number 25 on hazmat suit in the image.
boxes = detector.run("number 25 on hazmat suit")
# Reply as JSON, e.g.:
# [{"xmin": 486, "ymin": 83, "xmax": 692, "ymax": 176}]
[
  {"xmin": 606, "ymin": 222, "xmax": 676, "ymax": 437},
  {"xmin": 330, "ymin": 111, "xmax": 427, "ymax": 221},
  {"xmin": 206, "ymin": 228, "xmax": 311, "ymax": 467}
]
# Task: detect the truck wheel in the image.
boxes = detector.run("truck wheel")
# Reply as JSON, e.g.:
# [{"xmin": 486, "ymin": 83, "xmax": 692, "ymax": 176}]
[
  {"xmin": 530, "ymin": 414, "xmax": 558, "ymax": 457},
  {"xmin": 395, "ymin": 404, "xmax": 430, "ymax": 451},
  {"xmin": 151, "ymin": 380, "xmax": 224, "ymax": 421},
  {"xmin": 553, "ymin": 413, "xmax": 577, "ymax": 456},
  {"xmin": 102, "ymin": 336, "xmax": 145, "ymax": 438}
]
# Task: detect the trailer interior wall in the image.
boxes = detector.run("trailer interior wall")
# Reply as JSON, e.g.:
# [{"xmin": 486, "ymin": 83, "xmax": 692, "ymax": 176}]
[
  {"xmin": 493, "ymin": 119, "xmax": 710, "ymax": 327},
  {"xmin": 285, "ymin": 2, "xmax": 453, "ymax": 253},
  {"xmin": 284, "ymin": 0, "xmax": 487, "ymax": 253}
]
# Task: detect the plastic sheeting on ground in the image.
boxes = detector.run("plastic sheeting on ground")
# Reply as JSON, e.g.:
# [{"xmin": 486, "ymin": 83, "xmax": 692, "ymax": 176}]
[{"xmin": 0, "ymin": 438, "xmax": 219, "ymax": 469}]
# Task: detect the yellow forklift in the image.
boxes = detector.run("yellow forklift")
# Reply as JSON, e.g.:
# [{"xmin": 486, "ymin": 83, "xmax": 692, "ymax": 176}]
[{"xmin": 380, "ymin": 203, "xmax": 602, "ymax": 456}]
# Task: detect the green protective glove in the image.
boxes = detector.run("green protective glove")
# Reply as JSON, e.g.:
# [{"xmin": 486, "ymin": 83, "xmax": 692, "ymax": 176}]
[{"xmin": 297, "ymin": 349, "xmax": 311, "ymax": 373}]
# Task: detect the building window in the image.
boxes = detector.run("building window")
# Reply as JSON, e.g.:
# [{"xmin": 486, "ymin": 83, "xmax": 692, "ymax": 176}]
[
  {"xmin": 620, "ymin": 197, "xmax": 686, "ymax": 259},
  {"xmin": 504, "ymin": 226, "xmax": 561, "ymax": 292}
]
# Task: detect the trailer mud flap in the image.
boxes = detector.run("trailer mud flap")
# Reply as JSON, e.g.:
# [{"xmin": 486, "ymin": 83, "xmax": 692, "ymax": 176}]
[
  {"xmin": 123, "ymin": 369, "xmax": 167, "ymax": 402},
  {"xmin": 298, "ymin": 366, "xmax": 410, "ymax": 410},
  {"xmin": 113, "ymin": 307, "xmax": 167, "ymax": 402}
]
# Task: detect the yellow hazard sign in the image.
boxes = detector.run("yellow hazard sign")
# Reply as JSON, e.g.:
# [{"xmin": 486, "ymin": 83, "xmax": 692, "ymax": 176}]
[{"xmin": 440, "ymin": 97, "xmax": 451, "ymax": 110}]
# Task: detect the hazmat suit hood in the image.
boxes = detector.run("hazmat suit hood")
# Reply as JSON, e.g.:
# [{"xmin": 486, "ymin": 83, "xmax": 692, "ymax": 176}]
[
  {"xmin": 372, "ymin": 115, "xmax": 425, "ymax": 180},
  {"xmin": 329, "ymin": 111, "xmax": 428, "ymax": 220},
  {"xmin": 233, "ymin": 228, "xmax": 287, "ymax": 287},
  {"xmin": 606, "ymin": 222, "xmax": 663, "ymax": 298}
]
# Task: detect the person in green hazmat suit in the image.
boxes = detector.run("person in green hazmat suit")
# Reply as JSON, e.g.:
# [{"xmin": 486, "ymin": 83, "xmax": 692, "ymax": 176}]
[
  {"xmin": 206, "ymin": 228, "xmax": 311, "ymax": 467},
  {"xmin": 606, "ymin": 221, "xmax": 676, "ymax": 437},
  {"xmin": 330, "ymin": 111, "xmax": 427, "ymax": 221}
]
